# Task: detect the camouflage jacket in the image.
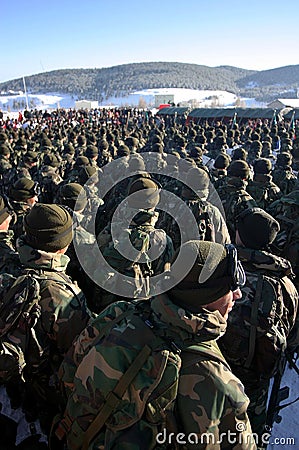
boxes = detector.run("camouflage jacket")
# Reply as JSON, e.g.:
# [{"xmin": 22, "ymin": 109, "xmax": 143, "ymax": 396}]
[
  {"xmin": 246, "ymin": 173, "xmax": 282, "ymax": 211},
  {"xmin": 9, "ymin": 200, "xmax": 32, "ymax": 243},
  {"xmin": 216, "ymin": 177, "xmax": 257, "ymax": 240},
  {"xmin": 16, "ymin": 236, "xmax": 92, "ymax": 362},
  {"xmin": 0, "ymin": 230, "xmax": 22, "ymax": 276},
  {"xmin": 159, "ymin": 191, "xmax": 230, "ymax": 250},
  {"xmin": 59, "ymin": 295, "xmax": 254, "ymax": 450},
  {"xmin": 272, "ymin": 166, "xmax": 298, "ymax": 195}
]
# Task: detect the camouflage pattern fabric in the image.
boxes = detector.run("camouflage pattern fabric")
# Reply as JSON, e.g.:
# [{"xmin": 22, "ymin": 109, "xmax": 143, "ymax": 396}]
[
  {"xmin": 216, "ymin": 177, "xmax": 258, "ymax": 241},
  {"xmin": 159, "ymin": 191, "xmax": 230, "ymax": 250},
  {"xmin": 59, "ymin": 295, "xmax": 254, "ymax": 450},
  {"xmin": 0, "ymin": 230, "xmax": 22, "ymax": 276},
  {"xmin": 219, "ymin": 247, "xmax": 299, "ymax": 439},
  {"xmin": 9, "ymin": 201, "xmax": 32, "ymax": 244},
  {"xmin": 16, "ymin": 235, "xmax": 92, "ymax": 358},
  {"xmin": 246, "ymin": 173, "xmax": 282, "ymax": 211},
  {"xmin": 272, "ymin": 167, "xmax": 298, "ymax": 195},
  {"xmin": 91, "ymin": 209, "xmax": 174, "ymax": 312}
]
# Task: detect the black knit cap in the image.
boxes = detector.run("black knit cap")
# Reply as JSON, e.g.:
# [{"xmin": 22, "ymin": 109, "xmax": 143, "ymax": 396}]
[
  {"xmin": 43, "ymin": 154, "xmax": 60, "ymax": 167},
  {"xmin": 253, "ymin": 158, "xmax": 272, "ymax": 174},
  {"xmin": 236, "ymin": 207, "xmax": 280, "ymax": 250},
  {"xmin": 79, "ymin": 166, "xmax": 98, "ymax": 185},
  {"xmin": 85, "ymin": 145, "xmax": 98, "ymax": 158},
  {"xmin": 169, "ymin": 241, "xmax": 240, "ymax": 310},
  {"xmin": 0, "ymin": 144, "xmax": 10, "ymax": 156},
  {"xmin": 9, "ymin": 178, "xmax": 36, "ymax": 201},
  {"xmin": 214, "ymin": 153, "xmax": 231, "ymax": 169},
  {"xmin": 128, "ymin": 178, "xmax": 160, "ymax": 209},
  {"xmin": 24, "ymin": 203, "xmax": 73, "ymax": 252},
  {"xmin": 57, "ymin": 183, "xmax": 87, "ymax": 211},
  {"xmin": 227, "ymin": 160, "xmax": 250, "ymax": 179}
]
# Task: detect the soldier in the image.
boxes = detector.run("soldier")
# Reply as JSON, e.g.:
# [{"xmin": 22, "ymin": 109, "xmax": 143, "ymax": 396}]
[
  {"xmin": 8, "ymin": 177, "xmax": 40, "ymax": 243},
  {"xmin": 0, "ymin": 204, "xmax": 92, "ymax": 449},
  {"xmin": 272, "ymin": 152, "xmax": 298, "ymax": 195},
  {"xmin": 91, "ymin": 177, "xmax": 174, "ymax": 312},
  {"xmin": 16, "ymin": 204, "xmax": 92, "ymax": 432},
  {"xmin": 216, "ymin": 160, "xmax": 257, "ymax": 241},
  {"xmin": 268, "ymin": 190, "xmax": 299, "ymax": 291},
  {"xmin": 160, "ymin": 167, "xmax": 230, "ymax": 250},
  {"xmin": 56, "ymin": 240, "xmax": 255, "ymax": 450},
  {"xmin": 219, "ymin": 208, "xmax": 299, "ymax": 443},
  {"xmin": 55, "ymin": 182, "xmax": 97, "ymax": 306},
  {"xmin": 247, "ymin": 158, "xmax": 282, "ymax": 211},
  {"xmin": 0, "ymin": 195, "xmax": 21, "ymax": 276}
]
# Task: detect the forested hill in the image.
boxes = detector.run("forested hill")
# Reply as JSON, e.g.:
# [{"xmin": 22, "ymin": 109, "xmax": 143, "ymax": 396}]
[{"xmin": 1, "ymin": 62, "xmax": 299, "ymax": 103}]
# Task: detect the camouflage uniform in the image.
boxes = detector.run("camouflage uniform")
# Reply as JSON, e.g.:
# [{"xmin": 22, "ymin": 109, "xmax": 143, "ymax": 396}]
[
  {"xmin": 246, "ymin": 173, "xmax": 282, "ymax": 211},
  {"xmin": 268, "ymin": 191, "xmax": 299, "ymax": 289},
  {"xmin": 216, "ymin": 177, "xmax": 257, "ymax": 241},
  {"xmin": 59, "ymin": 295, "xmax": 254, "ymax": 450},
  {"xmin": 219, "ymin": 247, "xmax": 299, "ymax": 439},
  {"xmin": 272, "ymin": 165, "xmax": 298, "ymax": 195},
  {"xmin": 159, "ymin": 188, "xmax": 230, "ymax": 250},
  {"xmin": 13, "ymin": 236, "xmax": 92, "ymax": 434},
  {"xmin": 9, "ymin": 200, "xmax": 32, "ymax": 244},
  {"xmin": 91, "ymin": 208, "xmax": 174, "ymax": 312},
  {"xmin": 0, "ymin": 230, "xmax": 22, "ymax": 276}
]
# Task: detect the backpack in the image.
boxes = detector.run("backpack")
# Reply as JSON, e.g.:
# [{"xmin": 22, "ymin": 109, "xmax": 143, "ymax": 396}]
[
  {"xmin": 95, "ymin": 225, "xmax": 154, "ymax": 307},
  {"xmin": 164, "ymin": 199, "xmax": 213, "ymax": 250},
  {"xmin": 0, "ymin": 271, "xmax": 42, "ymax": 382},
  {"xmin": 219, "ymin": 271, "xmax": 297, "ymax": 378}
]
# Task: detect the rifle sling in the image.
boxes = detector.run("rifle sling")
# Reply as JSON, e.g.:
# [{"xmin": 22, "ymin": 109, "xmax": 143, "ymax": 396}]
[{"xmin": 82, "ymin": 344, "xmax": 152, "ymax": 450}]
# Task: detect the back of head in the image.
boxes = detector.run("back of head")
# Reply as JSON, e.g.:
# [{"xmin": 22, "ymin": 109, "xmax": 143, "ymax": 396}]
[
  {"xmin": 24, "ymin": 203, "xmax": 73, "ymax": 252},
  {"xmin": 253, "ymin": 158, "xmax": 272, "ymax": 175},
  {"xmin": 57, "ymin": 182, "xmax": 87, "ymax": 211},
  {"xmin": 214, "ymin": 153, "xmax": 231, "ymax": 169},
  {"xmin": 276, "ymin": 152, "xmax": 292, "ymax": 167},
  {"xmin": 236, "ymin": 207, "xmax": 280, "ymax": 249},
  {"xmin": 227, "ymin": 160, "xmax": 250, "ymax": 179},
  {"xmin": 127, "ymin": 177, "xmax": 160, "ymax": 209},
  {"xmin": 169, "ymin": 240, "xmax": 245, "ymax": 312},
  {"xmin": 9, "ymin": 178, "xmax": 37, "ymax": 202}
]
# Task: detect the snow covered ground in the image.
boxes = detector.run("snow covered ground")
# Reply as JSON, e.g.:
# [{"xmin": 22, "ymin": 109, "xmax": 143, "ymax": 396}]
[
  {"xmin": 0, "ymin": 88, "xmax": 266, "ymax": 112},
  {"xmin": 269, "ymin": 366, "xmax": 298, "ymax": 449}
]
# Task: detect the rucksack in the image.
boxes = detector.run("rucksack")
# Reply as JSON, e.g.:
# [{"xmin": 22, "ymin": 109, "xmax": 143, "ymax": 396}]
[
  {"xmin": 220, "ymin": 270, "xmax": 297, "ymax": 378},
  {"xmin": 96, "ymin": 225, "xmax": 154, "ymax": 303},
  {"xmin": 164, "ymin": 199, "xmax": 213, "ymax": 250},
  {"xmin": 0, "ymin": 271, "xmax": 42, "ymax": 382}
]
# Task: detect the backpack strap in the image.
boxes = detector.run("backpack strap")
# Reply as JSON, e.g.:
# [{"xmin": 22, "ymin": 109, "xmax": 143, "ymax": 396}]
[
  {"xmin": 82, "ymin": 344, "xmax": 152, "ymax": 450},
  {"xmin": 244, "ymin": 274, "xmax": 264, "ymax": 369}
]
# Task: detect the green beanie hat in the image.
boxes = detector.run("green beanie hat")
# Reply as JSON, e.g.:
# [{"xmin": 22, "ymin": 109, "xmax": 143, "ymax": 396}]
[
  {"xmin": 169, "ymin": 241, "xmax": 244, "ymax": 311},
  {"xmin": 214, "ymin": 153, "xmax": 231, "ymax": 169},
  {"xmin": 79, "ymin": 166, "xmax": 98, "ymax": 185},
  {"xmin": 253, "ymin": 158, "xmax": 272, "ymax": 174},
  {"xmin": 0, "ymin": 196, "xmax": 10, "ymax": 225},
  {"xmin": 236, "ymin": 207, "xmax": 280, "ymax": 250},
  {"xmin": 228, "ymin": 160, "xmax": 250, "ymax": 179},
  {"xmin": 57, "ymin": 183, "xmax": 87, "ymax": 211},
  {"xmin": 9, "ymin": 178, "xmax": 37, "ymax": 201},
  {"xmin": 24, "ymin": 203, "xmax": 73, "ymax": 252},
  {"xmin": 128, "ymin": 177, "xmax": 160, "ymax": 209}
]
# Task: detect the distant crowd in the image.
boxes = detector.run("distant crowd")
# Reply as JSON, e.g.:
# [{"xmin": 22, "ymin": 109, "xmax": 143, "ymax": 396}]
[{"xmin": 0, "ymin": 106, "xmax": 299, "ymax": 450}]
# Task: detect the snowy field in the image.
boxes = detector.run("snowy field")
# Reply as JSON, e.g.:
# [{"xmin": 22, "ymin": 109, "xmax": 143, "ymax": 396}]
[{"xmin": 0, "ymin": 87, "xmax": 266, "ymax": 112}]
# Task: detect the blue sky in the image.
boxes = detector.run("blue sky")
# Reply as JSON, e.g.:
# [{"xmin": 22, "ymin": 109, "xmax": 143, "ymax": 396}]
[{"xmin": 1, "ymin": 0, "xmax": 298, "ymax": 83}]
